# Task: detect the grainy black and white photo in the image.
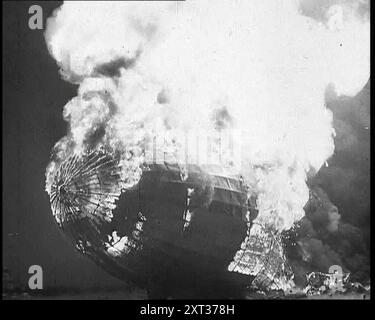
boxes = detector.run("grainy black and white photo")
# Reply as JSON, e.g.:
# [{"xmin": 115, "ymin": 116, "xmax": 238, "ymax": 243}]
[{"xmin": 3, "ymin": 0, "xmax": 371, "ymax": 303}]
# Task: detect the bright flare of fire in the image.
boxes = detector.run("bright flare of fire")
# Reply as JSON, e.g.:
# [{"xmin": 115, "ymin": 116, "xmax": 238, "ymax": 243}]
[{"xmin": 45, "ymin": 0, "xmax": 369, "ymax": 284}]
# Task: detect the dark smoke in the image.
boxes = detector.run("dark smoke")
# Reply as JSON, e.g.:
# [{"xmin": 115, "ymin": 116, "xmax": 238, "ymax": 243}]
[
  {"xmin": 212, "ymin": 107, "xmax": 233, "ymax": 130},
  {"xmin": 94, "ymin": 51, "xmax": 141, "ymax": 78},
  {"xmin": 284, "ymin": 80, "xmax": 370, "ymax": 286}
]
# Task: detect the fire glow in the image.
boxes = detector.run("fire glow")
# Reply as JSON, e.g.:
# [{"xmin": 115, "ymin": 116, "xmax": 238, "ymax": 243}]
[{"xmin": 45, "ymin": 0, "xmax": 369, "ymax": 293}]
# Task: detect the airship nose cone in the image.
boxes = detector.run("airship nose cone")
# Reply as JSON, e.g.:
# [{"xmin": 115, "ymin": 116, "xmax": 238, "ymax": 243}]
[{"xmin": 48, "ymin": 150, "xmax": 123, "ymax": 226}]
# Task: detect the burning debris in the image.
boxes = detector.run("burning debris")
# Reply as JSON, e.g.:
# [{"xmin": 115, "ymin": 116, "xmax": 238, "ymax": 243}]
[
  {"xmin": 303, "ymin": 271, "xmax": 371, "ymax": 297},
  {"xmin": 305, "ymin": 270, "xmax": 349, "ymax": 295},
  {"xmin": 229, "ymin": 223, "xmax": 295, "ymax": 292},
  {"xmin": 44, "ymin": 0, "xmax": 369, "ymax": 297}
]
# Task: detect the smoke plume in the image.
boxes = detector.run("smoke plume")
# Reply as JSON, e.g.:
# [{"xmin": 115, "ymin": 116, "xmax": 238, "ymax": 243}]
[{"xmin": 45, "ymin": 0, "xmax": 369, "ymax": 259}]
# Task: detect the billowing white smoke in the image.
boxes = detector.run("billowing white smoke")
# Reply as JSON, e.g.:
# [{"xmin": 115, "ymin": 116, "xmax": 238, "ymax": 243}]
[{"xmin": 45, "ymin": 0, "xmax": 369, "ymax": 232}]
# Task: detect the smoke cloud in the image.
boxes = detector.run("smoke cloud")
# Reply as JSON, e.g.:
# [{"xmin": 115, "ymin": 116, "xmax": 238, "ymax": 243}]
[
  {"xmin": 295, "ymin": 80, "xmax": 371, "ymax": 284},
  {"xmin": 284, "ymin": 184, "xmax": 370, "ymax": 285},
  {"xmin": 45, "ymin": 0, "xmax": 369, "ymax": 238}
]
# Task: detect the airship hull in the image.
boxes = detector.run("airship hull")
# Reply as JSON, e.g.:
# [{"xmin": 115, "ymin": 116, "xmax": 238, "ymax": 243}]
[{"xmin": 48, "ymin": 151, "xmax": 256, "ymax": 298}]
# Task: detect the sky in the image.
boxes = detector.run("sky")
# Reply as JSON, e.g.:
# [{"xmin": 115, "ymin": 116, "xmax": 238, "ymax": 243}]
[{"xmin": 3, "ymin": 1, "xmax": 124, "ymax": 289}]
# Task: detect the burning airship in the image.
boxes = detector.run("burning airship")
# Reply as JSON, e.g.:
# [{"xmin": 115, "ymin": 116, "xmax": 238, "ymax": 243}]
[
  {"xmin": 47, "ymin": 147, "xmax": 263, "ymax": 297},
  {"xmin": 45, "ymin": 0, "xmax": 369, "ymax": 298}
]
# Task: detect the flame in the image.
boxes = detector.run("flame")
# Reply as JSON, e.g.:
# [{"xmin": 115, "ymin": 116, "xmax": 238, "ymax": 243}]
[{"xmin": 45, "ymin": 0, "xmax": 369, "ymax": 290}]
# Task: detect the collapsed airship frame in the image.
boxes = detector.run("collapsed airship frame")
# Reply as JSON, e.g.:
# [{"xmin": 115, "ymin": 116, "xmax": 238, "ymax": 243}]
[{"xmin": 48, "ymin": 149, "xmax": 261, "ymax": 297}]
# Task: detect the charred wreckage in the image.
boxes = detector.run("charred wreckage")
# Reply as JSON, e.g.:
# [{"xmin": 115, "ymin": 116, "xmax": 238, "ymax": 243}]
[
  {"xmin": 46, "ymin": 147, "xmax": 368, "ymax": 298},
  {"xmin": 47, "ymin": 148, "xmax": 291, "ymax": 298}
]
